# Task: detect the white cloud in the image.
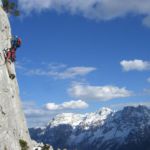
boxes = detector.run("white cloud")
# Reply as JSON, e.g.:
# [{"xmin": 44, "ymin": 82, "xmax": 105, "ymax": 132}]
[
  {"xmin": 45, "ymin": 100, "xmax": 88, "ymax": 110},
  {"xmin": 68, "ymin": 83, "xmax": 132, "ymax": 101},
  {"xmin": 120, "ymin": 59, "xmax": 150, "ymax": 71},
  {"xmin": 143, "ymin": 88, "xmax": 150, "ymax": 95},
  {"xmin": 23, "ymin": 101, "xmax": 56, "ymax": 127},
  {"xmin": 26, "ymin": 66, "xmax": 96, "ymax": 79},
  {"xmin": 47, "ymin": 63, "xmax": 67, "ymax": 70},
  {"xmin": 45, "ymin": 103, "xmax": 60, "ymax": 110},
  {"xmin": 142, "ymin": 16, "xmax": 150, "ymax": 28},
  {"xmin": 16, "ymin": 62, "xmax": 96, "ymax": 79},
  {"xmin": 57, "ymin": 67, "xmax": 96, "ymax": 79},
  {"xmin": 23, "ymin": 101, "xmax": 52, "ymax": 118},
  {"xmin": 19, "ymin": 0, "xmax": 150, "ymax": 27},
  {"xmin": 15, "ymin": 62, "xmax": 25, "ymax": 70},
  {"xmin": 23, "ymin": 100, "xmax": 88, "ymax": 127},
  {"xmin": 62, "ymin": 100, "xmax": 88, "ymax": 109},
  {"xmin": 15, "ymin": 59, "xmax": 32, "ymax": 71},
  {"xmin": 147, "ymin": 77, "xmax": 150, "ymax": 83},
  {"xmin": 19, "ymin": 0, "xmax": 52, "ymax": 13}
]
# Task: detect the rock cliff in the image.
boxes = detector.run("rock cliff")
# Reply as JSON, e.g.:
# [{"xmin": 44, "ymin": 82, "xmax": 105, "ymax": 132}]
[{"xmin": 0, "ymin": 3, "xmax": 32, "ymax": 150}]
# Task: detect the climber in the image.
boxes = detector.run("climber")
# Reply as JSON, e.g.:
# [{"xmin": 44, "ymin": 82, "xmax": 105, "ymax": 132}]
[{"xmin": 5, "ymin": 35, "xmax": 22, "ymax": 80}]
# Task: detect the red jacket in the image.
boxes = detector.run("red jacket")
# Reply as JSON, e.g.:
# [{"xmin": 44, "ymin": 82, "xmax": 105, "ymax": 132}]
[{"xmin": 6, "ymin": 48, "xmax": 16, "ymax": 62}]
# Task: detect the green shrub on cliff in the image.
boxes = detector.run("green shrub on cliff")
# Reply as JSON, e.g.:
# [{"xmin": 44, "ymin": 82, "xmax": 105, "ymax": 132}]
[
  {"xmin": 19, "ymin": 139, "xmax": 29, "ymax": 150},
  {"xmin": 2, "ymin": 0, "xmax": 20, "ymax": 16}
]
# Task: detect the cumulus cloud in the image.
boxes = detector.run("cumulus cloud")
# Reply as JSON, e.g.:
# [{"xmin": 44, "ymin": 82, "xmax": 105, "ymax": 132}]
[
  {"xmin": 45, "ymin": 103, "xmax": 60, "ymax": 111},
  {"xmin": 147, "ymin": 77, "xmax": 150, "ymax": 83},
  {"xmin": 23, "ymin": 101, "xmax": 52, "ymax": 118},
  {"xmin": 23, "ymin": 100, "xmax": 88, "ymax": 127},
  {"xmin": 26, "ymin": 66, "xmax": 96, "ymax": 79},
  {"xmin": 120, "ymin": 59, "xmax": 150, "ymax": 71},
  {"xmin": 18, "ymin": 0, "xmax": 150, "ymax": 27},
  {"xmin": 45, "ymin": 100, "xmax": 88, "ymax": 110},
  {"xmin": 68, "ymin": 83, "xmax": 132, "ymax": 101}
]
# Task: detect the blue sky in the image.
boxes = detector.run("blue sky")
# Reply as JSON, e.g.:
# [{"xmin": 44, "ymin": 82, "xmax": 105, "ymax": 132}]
[{"xmin": 9, "ymin": 0, "xmax": 150, "ymax": 127}]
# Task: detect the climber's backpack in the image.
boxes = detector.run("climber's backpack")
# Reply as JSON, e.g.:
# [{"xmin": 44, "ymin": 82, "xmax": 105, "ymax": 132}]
[{"xmin": 11, "ymin": 36, "xmax": 22, "ymax": 48}]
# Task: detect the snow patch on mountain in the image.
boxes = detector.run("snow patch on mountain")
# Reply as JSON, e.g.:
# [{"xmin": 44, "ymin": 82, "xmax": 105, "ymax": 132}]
[
  {"xmin": 48, "ymin": 113, "xmax": 85, "ymax": 128},
  {"xmin": 47, "ymin": 107, "xmax": 113, "ymax": 130},
  {"xmin": 30, "ymin": 106, "xmax": 150, "ymax": 150}
]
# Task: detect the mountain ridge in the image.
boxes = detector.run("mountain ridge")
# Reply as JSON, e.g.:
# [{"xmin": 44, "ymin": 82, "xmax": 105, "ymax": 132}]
[{"xmin": 30, "ymin": 105, "xmax": 150, "ymax": 150}]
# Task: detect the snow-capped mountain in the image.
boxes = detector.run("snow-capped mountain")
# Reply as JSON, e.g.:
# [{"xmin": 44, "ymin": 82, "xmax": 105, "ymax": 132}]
[
  {"xmin": 48, "ymin": 113, "xmax": 85, "ymax": 129},
  {"xmin": 47, "ymin": 107, "xmax": 112, "ymax": 130},
  {"xmin": 29, "ymin": 106, "xmax": 150, "ymax": 150}
]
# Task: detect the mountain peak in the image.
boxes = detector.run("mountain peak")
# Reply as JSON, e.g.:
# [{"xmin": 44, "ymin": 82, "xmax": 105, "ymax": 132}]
[
  {"xmin": 97, "ymin": 107, "xmax": 113, "ymax": 115},
  {"xmin": 47, "ymin": 107, "xmax": 113, "ymax": 131},
  {"xmin": 48, "ymin": 113, "xmax": 85, "ymax": 128},
  {"xmin": 30, "ymin": 106, "xmax": 150, "ymax": 150},
  {"xmin": 120, "ymin": 105, "xmax": 150, "ymax": 118}
]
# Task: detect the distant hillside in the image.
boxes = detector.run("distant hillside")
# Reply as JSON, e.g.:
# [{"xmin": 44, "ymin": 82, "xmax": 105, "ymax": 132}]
[{"xmin": 29, "ymin": 106, "xmax": 150, "ymax": 150}]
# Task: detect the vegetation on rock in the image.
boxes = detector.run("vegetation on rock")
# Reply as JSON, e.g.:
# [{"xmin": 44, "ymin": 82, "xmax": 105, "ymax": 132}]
[
  {"xmin": 19, "ymin": 139, "xmax": 29, "ymax": 150},
  {"xmin": 2, "ymin": 0, "xmax": 20, "ymax": 16}
]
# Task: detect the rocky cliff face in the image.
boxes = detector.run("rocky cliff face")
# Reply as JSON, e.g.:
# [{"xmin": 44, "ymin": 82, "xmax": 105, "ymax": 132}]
[{"xmin": 0, "ymin": 4, "xmax": 32, "ymax": 150}]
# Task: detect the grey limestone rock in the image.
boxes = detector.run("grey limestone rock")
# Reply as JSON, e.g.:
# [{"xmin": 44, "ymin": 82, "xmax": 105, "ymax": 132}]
[{"xmin": 0, "ymin": 3, "xmax": 32, "ymax": 150}]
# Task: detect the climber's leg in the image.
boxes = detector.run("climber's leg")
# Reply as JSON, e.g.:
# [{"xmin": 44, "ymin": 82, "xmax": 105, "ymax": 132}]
[{"xmin": 6, "ymin": 59, "xmax": 15, "ymax": 80}]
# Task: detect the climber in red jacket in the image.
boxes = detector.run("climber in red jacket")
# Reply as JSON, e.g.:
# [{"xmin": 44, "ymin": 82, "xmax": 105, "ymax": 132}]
[{"xmin": 5, "ymin": 36, "xmax": 22, "ymax": 80}]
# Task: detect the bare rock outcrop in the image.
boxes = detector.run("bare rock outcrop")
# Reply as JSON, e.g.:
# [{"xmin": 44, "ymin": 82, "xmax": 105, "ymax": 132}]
[{"xmin": 0, "ymin": 3, "xmax": 32, "ymax": 150}]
